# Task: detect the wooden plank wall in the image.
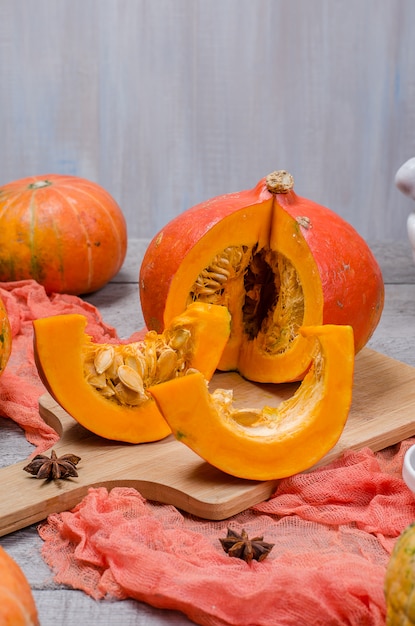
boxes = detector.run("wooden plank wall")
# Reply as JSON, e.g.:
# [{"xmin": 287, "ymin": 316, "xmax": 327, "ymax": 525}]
[{"xmin": 1, "ymin": 0, "xmax": 415, "ymax": 242}]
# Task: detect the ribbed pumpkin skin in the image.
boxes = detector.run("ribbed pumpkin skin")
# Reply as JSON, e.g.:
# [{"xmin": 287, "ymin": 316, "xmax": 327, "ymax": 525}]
[
  {"xmin": 0, "ymin": 174, "xmax": 127, "ymax": 295},
  {"xmin": 0, "ymin": 296, "xmax": 11, "ymax": 376},
  {"xmin": 385, "ymin": 523, "xmax": 415, "ymax": 625},
  {"xmin": 0, "ymin": 546, "xmax": 39, "ymax": 625}
]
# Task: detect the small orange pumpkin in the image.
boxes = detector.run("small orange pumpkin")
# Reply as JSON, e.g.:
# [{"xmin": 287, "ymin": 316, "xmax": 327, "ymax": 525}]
[
  {"xmin": 0, "ymin": 296, "xmax": 11, "ymax": 377},
  {"xmin": 140, "ymin": 170, "xmax": 384, "ymax": 383},
  {"xmin": 0, "ymin": 546, "xmax": 39, "ymax": 625},
  {"xmin": 0, "ymin": 174, "xmax": 127, "ymax": 295}
]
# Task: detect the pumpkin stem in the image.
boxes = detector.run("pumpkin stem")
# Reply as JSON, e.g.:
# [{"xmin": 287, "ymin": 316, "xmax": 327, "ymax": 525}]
[
  {"xmin": 28, "ymin": 180, "xmax": 53, "ymax": 190},
  {"xmin": 265, "ymin": 171, "xmax": 294, "ymax": 194}
]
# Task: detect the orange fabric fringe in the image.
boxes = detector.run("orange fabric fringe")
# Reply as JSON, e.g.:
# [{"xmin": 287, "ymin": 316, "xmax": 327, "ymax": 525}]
[
  {"xmin": 0, "ymin": 280, "xmax": 120, "ymax": 453},
  {"xmin": 1, "ymin": 279, "xmax": 415, "ymax": 625}
]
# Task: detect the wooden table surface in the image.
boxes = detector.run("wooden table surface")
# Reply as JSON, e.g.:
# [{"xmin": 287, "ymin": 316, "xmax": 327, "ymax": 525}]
[{"xmin": 0, "ymin": 239, "xmax": 414, "ymax": 626}]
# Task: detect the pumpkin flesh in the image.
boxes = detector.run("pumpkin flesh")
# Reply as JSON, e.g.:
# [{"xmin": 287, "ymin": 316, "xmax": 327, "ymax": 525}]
[
  {"xmin": 33, "ymin": 303, "xmax": 231, "ymax": 443},
  {"xmin": 140, "ymin": 172, "xmax": 384, "ymax": 382},
  {"xmin": 149, "ymin": 324, "xmax": 354, "ymax": 480}
]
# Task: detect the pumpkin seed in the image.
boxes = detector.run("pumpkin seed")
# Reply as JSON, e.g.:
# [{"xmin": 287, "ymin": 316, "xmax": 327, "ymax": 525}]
[
  {"xmin": 84, "ymin": 360, "xmax": 98, "ymax": 377},
  {"xmin": 94, "ymin": 346, "xmax": 115, "ymax": 375},
  {"xmin": 99, "ymin": 384, "xmax": 116, "ymax": 398},
  {"xmin": 105, "ymin": 352, "xmax": 124, "ymax": 379},
  {"xmin": 113, "ymin": 382, "xmax": 143, "ymax": 406},
  {"xmin": 168, "ymin": 328, "xmax": 191, "ymax": 351},
  {"xmin": 117, "ymin": 364, "xmax": 145, "ymax": 394},
  {"xmin": 189, "ymin": 245, "xmax": 249, "ymax": 305},
  {"xmin": 86, "ymin": 372, "xmax": 108, "ymax": 389},
  {"xmin": 133, "ymin": 351, "xmax": 147, "ymax": 379},
  {"xmin": 155, "ymin": 347, "xmax": 178, "ymax": 382},
  {"xmin": 143, "ymin": 341, "xmax": 157, "ymax": 381}
]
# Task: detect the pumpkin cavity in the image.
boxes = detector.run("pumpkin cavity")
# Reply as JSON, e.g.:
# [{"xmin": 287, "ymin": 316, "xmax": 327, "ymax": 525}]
[
  {"xmin": 82, "ymin": 324, "xmax": 199, "ymax": 408},
  {"xmin": 188, "ymin": 244, "xmax": 304, "ymax": 359},
  {"xmin": 33, "ymin": 304, "xmax": 231, "ymax": 443},
  {"xmin": 188, "ymin": 245, "xmax": 250, "ymax": 303},
  {"xmin": 210, "ymin": 349, "xmax": 322, "ymax": 439}
]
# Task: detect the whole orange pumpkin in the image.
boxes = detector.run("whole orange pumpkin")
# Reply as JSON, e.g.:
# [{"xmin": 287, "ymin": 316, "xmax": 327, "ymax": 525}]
[
  {"xmin": 0, "ymin": 296, "xmax": 11, "ymax": 377},
  {"xmin": 0, "ymin": 174, "xmax": 127, "ymax": 295},
  {"xmin": 140, "ymin": 170, "xmax": 384, "ymax": 383},
  {"xmin": 0, "ymin": 546, "xmax": 39, "ymax": 625}
]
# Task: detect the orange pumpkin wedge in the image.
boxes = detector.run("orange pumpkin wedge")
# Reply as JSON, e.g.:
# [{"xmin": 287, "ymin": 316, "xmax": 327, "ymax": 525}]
[
  {"xmin": 140, "ymin": 170, "xmax": 383, "ymax": 382},
  {"xmin": 33, "ymin": 302, "xmax": 231, "ymax": 443},
  {"xmin": 149, "ymin": 324, "xmax": 354, "ymax": 480},
  {"xmin": 0, "ymin": 546, "xmax": 39, "ymax": 625}
]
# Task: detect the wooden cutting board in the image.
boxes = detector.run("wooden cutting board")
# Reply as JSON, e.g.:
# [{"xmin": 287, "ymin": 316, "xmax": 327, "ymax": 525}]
[{"xmin": 1, "ymin": 347, "xmax": 415, "ymax": 537}]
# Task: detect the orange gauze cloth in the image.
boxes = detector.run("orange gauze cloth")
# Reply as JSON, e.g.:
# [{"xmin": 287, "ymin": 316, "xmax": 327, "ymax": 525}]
[
  {"xmin": 1, "ymin": 279, "xmax": 415, "ymax": 625},
  {"xmin": 0, "ymin": 279, "xmax": 134, "ymax": 452},
  {"xmin": 38, "ymin": 444, "xmax": 415, "ymax": 625}
]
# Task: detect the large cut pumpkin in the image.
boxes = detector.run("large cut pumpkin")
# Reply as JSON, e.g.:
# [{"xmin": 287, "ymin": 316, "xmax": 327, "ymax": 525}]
[
  {"xmin": 0, "ymin": 174, "xmax": 127, "ymax": 295},
  {"xmin": 0, "ymin": 297, "xmax": 11, "ymax": 377},
  {"xmin": 33, "ymin": 302, "xmax": 231, "ymax": 443},
  {"xmin": 0, "ymin": 546, "xmax": 39, "ymax": 625},
  {"xmin": 149, "ymin": 323, "xmax": 354, "ymax": 480},
  {"xmin": 140, "ymin": 170, "xmax": 384, "ymax": 383},
  {"xmin": 384, "ymin": 522, "xmax": 415, "ymax": 625}
]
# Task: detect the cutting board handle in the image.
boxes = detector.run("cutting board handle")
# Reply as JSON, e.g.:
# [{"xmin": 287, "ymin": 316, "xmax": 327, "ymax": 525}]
[
  {"xmin": 0, "ymin": 394, "xmax": 278, "ymax": 536},
  {"xmin": 2, "ymin": 348, "xmax": 414, "ymax": 538}
]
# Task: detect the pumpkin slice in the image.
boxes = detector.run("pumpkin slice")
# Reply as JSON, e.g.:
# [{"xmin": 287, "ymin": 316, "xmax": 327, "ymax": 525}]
[
  {"xmin": 33, "ymin": 302, "xmax": 231, "ymax": 443},
  {"xmin": 140, "ymin": 170, "xmax": 384, "ymax": 382},
  {"xmin": 149, "ymin": 324, "xmax": 354, "ymax": 480}
]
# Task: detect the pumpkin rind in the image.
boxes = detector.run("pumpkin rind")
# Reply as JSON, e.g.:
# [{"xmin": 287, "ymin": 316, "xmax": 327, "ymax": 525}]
[
  {"xmin": 0, "ymin": 546, "xmax": 39, "ymax": 625},
  {"xmin": 149, "ymin": 324, "xmax": 355, "ymax": 480},
  {"xmin": 0, "ymin": 174, "xmax": 127, "ymax": 295},
  {"xmin": 33, "ymin": 303, "xmax": 231, "ymax": 443},
  {"xmin": 385, "ymin": 522, "xmax": 415, "ymax": 625},
  {"xmin": 0, "ymin": 297, "xmax": 11, "ymax": 377},
  {"xmin": 140, "ymin": 172, "xmax": 384, "ymax": 382}
]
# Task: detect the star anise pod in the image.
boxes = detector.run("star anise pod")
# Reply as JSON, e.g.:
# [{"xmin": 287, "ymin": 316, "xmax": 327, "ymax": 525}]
[
  {"xmin": 23, "ymin": 449, "xmax": 81, "ymax": 481},
  {"xmin": 219, "ymin": 527, "xmax": 274, "ymax": 563}
]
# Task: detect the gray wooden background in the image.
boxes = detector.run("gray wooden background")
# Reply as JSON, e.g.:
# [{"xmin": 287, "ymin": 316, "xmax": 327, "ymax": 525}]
[{"xmin": 1, "ymin": 0, "xmax": 415, "ymax": 243}]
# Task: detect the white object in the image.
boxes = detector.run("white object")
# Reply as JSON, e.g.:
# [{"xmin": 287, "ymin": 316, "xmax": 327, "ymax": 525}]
[
  {"xmin": 403, "ymin": 444, "xmax": 415, "ymax": 493},
  {"xmin": 395, "ymin": 157, "xmax": 415, "ymax": 262},
  {"xmin": 408, "ymin": 213, "xmax": 415, "ymax": 263}
]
